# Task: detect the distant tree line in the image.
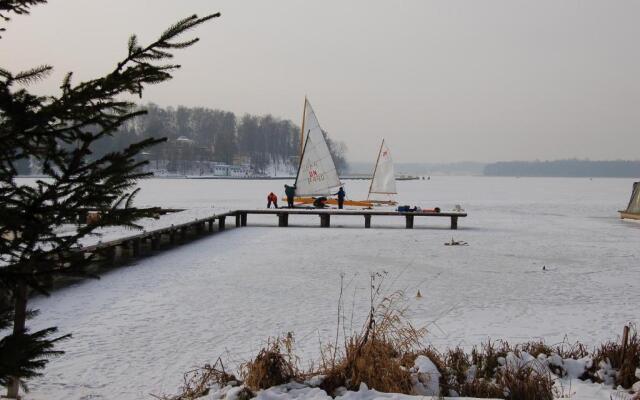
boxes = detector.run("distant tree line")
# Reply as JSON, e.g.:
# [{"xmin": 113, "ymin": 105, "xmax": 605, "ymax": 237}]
[
  {"xmin": 484, "ymin": 159, "xmax": 640, "ymax": 177},
  {"xmin": 18, "ymin": 104, "xmax": 348, "ymax": 175}
]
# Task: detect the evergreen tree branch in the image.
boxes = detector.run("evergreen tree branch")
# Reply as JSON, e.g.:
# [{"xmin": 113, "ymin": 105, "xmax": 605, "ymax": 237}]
[
  {"xmin": 0, "ymin": 0, "xmax": 47, "ymax": 37},
  {"xmin": 0, "ymin": 8, "xmax": 219, "ymax": 394}
]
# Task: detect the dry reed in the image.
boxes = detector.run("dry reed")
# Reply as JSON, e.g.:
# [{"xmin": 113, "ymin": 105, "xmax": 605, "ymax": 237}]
[
  {"xmin": 151, "ymin": 358, "xmax": 238, "ymax": 400},
  {"xmin": 320, "ymin": 291, "xmax": 424, "ymax": 395},
  {"xmin": 497, "ymin": 365, "xmax": 554, "ymax": 400},
  {"xmin": 241, "ymin": 333, "xmax": 299, "ymax": 391},
  {"xmin": 590, "ymin": 325, "xmax": 639, "ymax": 389}
]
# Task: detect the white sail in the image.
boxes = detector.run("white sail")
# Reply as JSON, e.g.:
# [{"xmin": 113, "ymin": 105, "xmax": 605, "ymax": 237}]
[
  {"xmin": 294, "ymin": 100, "xmax": 342, "ymax": 196},
  {"xmin": 368, "ymin": 139, "xmax": 397, "ymax": 198},
  {"xmin": 626, "ymin": 182, "xmax": 640, "ymax": 214}
]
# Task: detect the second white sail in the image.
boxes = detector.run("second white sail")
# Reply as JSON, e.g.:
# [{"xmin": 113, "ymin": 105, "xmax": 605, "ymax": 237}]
[{"xmin": 368, "ymin": 139, "xmax": 397, "ymax": 202}]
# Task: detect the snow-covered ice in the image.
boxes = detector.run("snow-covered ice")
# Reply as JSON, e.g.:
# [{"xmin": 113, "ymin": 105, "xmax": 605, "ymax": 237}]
[{"xmin": 12, "ymin": 176, "xmax": 640, "ymax": 399}]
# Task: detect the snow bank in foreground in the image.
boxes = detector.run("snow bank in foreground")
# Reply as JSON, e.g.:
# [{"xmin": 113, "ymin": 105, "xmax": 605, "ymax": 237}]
[
  {"xmin": 205, "ymin": 382, "xmax": 495, "ymax": 400},
  {"xmin": 199, "ymin": 349, "xmax": 639, "ymax": 400},
  {"xmin": 203, "ymin": 379, "xmax": 637, "ymax": 400}
]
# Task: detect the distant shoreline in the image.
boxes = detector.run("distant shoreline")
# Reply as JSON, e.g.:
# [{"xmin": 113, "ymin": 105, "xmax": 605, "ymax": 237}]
[{"xmin": 484, "ymin": 159, "xmax": 640, "ymax": 178}]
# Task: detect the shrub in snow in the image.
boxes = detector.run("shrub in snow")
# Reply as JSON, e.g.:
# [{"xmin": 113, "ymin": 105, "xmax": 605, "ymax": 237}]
[
  {"xmin": 320, "ymin": 292, "xmax": 421, "ymax": 396},
  {"xmin": 494, "ymin": 362, "xmax": 553, "ymax": 400},
  {"xmin": 321, "ymin": 336, "xmax": 412, "ymax": 396},
  {"xmin": 242, "ymin": 335, "xmax": 299, "ymax": 391},
  {"xmin": 586, "ymin": 327, "xmax": 640, "ymax": 389}
]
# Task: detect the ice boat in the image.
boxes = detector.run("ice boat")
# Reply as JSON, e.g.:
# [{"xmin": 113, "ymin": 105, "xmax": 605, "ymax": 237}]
[
  {"xmin": 367, "ymin": 138, "xmax": 398, "ymax": 206},
  {"xmin": 288, "ymin": 98, "xmax": 373, "ymax": 208},
  {"xmin": 619, "ymin": 181, "xmax": 640, "ymax": 220}
]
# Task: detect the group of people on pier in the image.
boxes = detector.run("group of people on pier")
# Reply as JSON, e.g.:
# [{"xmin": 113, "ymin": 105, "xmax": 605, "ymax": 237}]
[{"xmin": 266, "ymin": 185, "xmax": 346, "ymax": 209}]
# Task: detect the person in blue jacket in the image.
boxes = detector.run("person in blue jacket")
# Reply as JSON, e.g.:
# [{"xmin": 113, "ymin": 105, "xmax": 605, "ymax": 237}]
[
  {"xmin": 334, "ymin": 186, "xmax": 346, "ymax": 209},
  {"xmin": 284, "ymin": 184, "xmax": 296, "ymax": 208}
]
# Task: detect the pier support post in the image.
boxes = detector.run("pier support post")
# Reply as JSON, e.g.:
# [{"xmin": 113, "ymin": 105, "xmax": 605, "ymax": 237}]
[
  {"xmin": 68, "ymin": 251, "xmax": 85, "ymax": 268},
  {"xmin": 169, "ymin": 230, "xmax": 176, "ymax": 245},
  {"xmin": 241, "ymin": 212, "xmax": 247, "ymax": 227},
  {"xmin": 320, "ymin": 214, "xmax": 331, "ymax": 228},
  {"xmin": 151, "ymin": 235, "xmax": 160, "ymax": 250},
  {"xmin": 219, "ymin": 216, "xmax": 226, "ymax": 231},
  {"xmin": 208, "ymin": 219, "xmax": 214, "ymax": 233},
  {"xmin": 278, "ymin": 213, "xmax": 289, "ymax": 227},
  {"xmin": 180, "ymin": 227, "xmax": 187, "ymax": 241},
  {"xmin": 132, "ymin": 239, "xmax": 141, "ymax": 257},
  {"xmin": 450, "ymin": 216, "xmax": 458, "ymax": 230},
  {"xmin": 364, "ymin": 214, "xmax": 371, "ymax": 228},
  {"xmin": 235, "ymin": 213, "xmax": 242, "ymax": 227},
  {"xmin": 104, "ymin": 246, "xmax": 116, "ymax": 264},
  {"xmin": 115, "ymin": 244, "xmax": 124, "ymax": 260},
  {"xmin": 405, "ymin": 215, "xmax": 414, "ymax": 229}
]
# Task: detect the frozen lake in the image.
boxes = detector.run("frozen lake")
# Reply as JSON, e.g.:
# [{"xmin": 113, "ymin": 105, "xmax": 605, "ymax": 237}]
[{"xmin": 20, "ymin": 176, "xmax": 640, "ymax": 400}]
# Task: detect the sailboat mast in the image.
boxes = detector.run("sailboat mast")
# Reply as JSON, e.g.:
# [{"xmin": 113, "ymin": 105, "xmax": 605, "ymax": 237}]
[
  {"xmin": 299, "ymin": 97, "xmax": 307, "ymax": 158},
  {"xmin": 368, "ymin": 139, "xmax": 385, "ymax": 200},
  {"xmin": 294, "ymin": 134, "xmax": 309, "ymax": 188},
  {"xmin": 294, "ymin": 97, "xmax": 308, "ymax": 188}
]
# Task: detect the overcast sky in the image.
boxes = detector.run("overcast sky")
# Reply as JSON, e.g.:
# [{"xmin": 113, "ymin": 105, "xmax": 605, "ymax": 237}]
[{"xmin": 3, "ymin": 0, "xmax": 640, "ymax": 163}]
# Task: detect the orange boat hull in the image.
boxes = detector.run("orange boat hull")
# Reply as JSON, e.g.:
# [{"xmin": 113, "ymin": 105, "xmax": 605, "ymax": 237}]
[{"xmin": 282, "ymin": 196, "xmax": 373, "ymax": 208}]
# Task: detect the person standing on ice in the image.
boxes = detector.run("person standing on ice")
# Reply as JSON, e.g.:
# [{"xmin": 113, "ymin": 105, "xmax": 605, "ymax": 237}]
[
  {"xmin": 284, "ymin": 184, "xmax": 296, "ymax": 208},
  {"xmin": 334, "ymin": 186, "xmax": 346, "ymax": 209},
  {"xmin": 267, "ymin": 192, "xmax": 278, "ymax": 208}
]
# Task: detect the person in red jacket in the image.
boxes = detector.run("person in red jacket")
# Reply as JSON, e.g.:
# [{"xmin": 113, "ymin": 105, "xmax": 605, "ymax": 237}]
[{"xmin": 267, "ymin": 192, "xmax": 279, "ymax": 208}]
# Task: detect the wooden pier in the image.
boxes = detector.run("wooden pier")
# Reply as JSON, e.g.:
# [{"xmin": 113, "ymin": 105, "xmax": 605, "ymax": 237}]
[
  {"xmin": 234, "ymin": 209, "xmax": 466, "ymax": 230},
  {"xmin": 73, "ymin": 209, "xmax": 467, "ymax": 262}
]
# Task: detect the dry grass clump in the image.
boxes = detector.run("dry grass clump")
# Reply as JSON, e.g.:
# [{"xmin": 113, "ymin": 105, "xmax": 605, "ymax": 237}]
[
  {"xmin": 471, "ymin": 340, "xmax": 511, "ymax": 380},
  {"xmin": 520, "ymin": 340, "xmax": 554, "ymax": 358},
  {"xmin": 321, "ymin": 335, "xmax": 413, "ymax": 395},
  {"xmin": 320, "ymin": 292, "xmax": 424, "ymax": 395},
  {"xmin": 444, "ymin": 346, "xmax": 472, "ymax": 388},
  {"xmin": 590, "ymin": 326, "xmax": 639, "ymax": 389},
  {"xmin": 514, "ymin": 338, "xmax": 588, "ymax": 361},
  {"xmin": 497, "ymin": 365, "xmax": 554, "ymax": 400},
  {"xmin": 449, "ymin": 340, "xmax": 554, "ymax": 400},
  {"xmin": 241, "ymin": 333, "xmax": 299, "ymax": 391},
  {"xmin": 504, "ymin": 366, "xmax": 552, "ymax": 400},
  {"xmin": 552, "ymin": 340, "xmax": 589, "ymax": 360},
  {"xmin": 408, "ymin": 346, "xmax": 492, "ymax": 398},
  {"xmin": 152, "ymin": 358, "xmax": 240, "ymax": 400},
  {"xmin": 408, "ymin": 346, "xmax": 470, "ymax": 396},
  {"xmin": 459, "ymin": 378, "xmax": 504, "ymax": 398}
]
